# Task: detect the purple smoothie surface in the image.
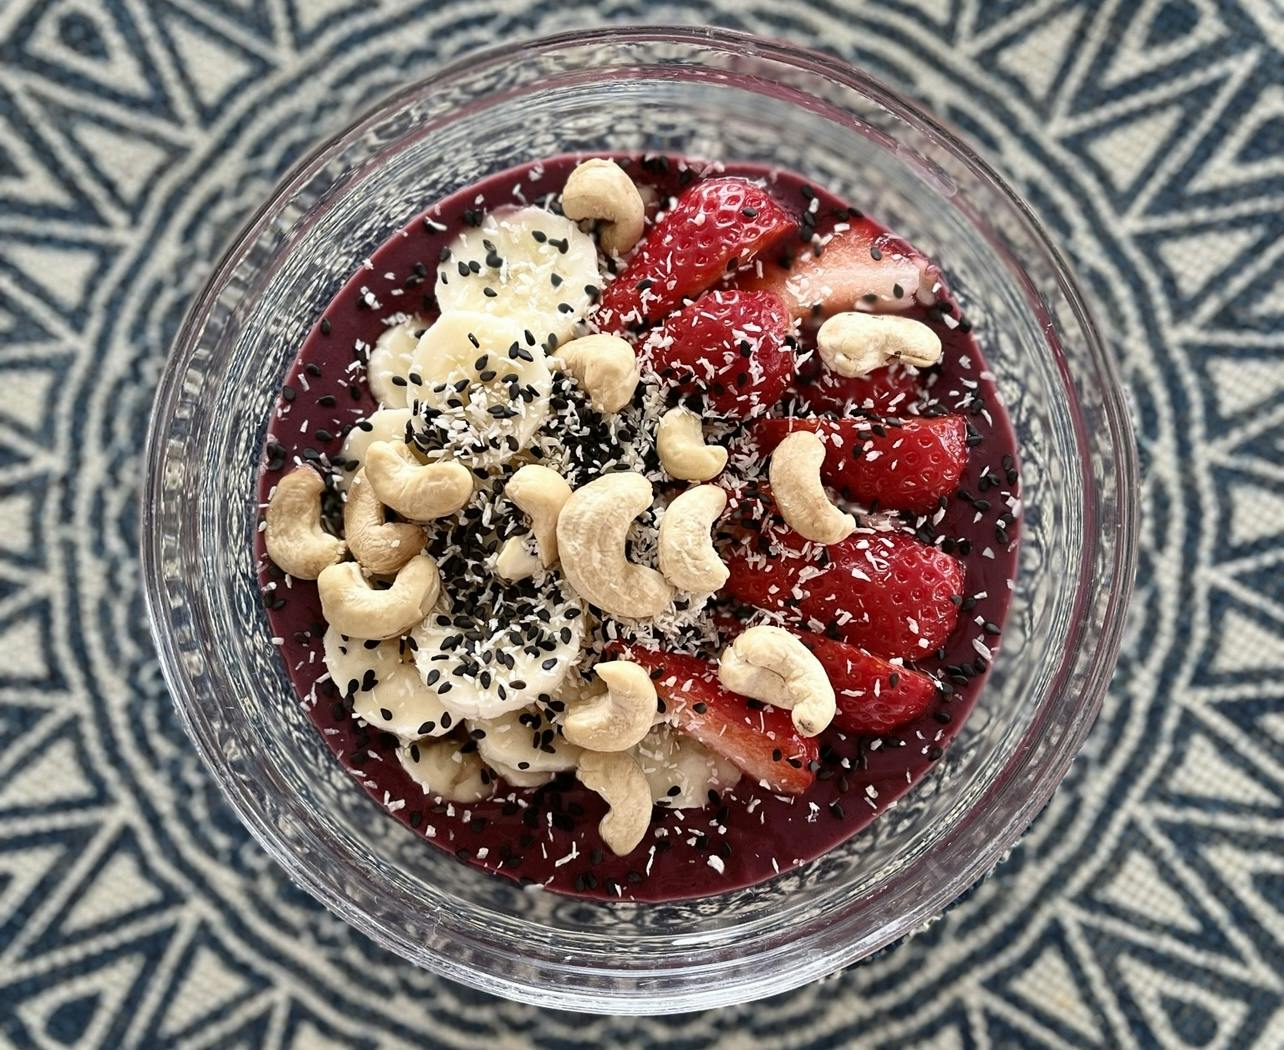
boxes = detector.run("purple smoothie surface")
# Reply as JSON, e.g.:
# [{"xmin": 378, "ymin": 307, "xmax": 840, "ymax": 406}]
[{"xmin": 255, "ymin": 154, "xmax": 1020, "ymax": 902}]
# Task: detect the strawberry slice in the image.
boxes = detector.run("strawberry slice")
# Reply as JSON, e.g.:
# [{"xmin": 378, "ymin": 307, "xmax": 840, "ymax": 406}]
[
  {"xmin": 791, "ymin": 356, "xmax": 921, "ymax": 415},
  {"xmin": 617, "ymin": 648, "xmax": 818, "ymax": 794},
  {"xmin": 739, "ymin": 218, "xmax": 932, "ymax": 321},
  {"xmin": 754, "ymin": 416, "xmax": 967, "ymax": 513},
  {"xmin": 798, "ymin": 633, "xmax": 938, "ymax": 734},
  {"xmin": 723, "ymin": 531, "xmax": 964, "ymax": 660},
  {"xmin": 597, "ymin": 178, "xmax": 796, "ymax": 329},
  {"xmin": 644, "ymin": 289, "xmax": 795, "ymax": 416}
]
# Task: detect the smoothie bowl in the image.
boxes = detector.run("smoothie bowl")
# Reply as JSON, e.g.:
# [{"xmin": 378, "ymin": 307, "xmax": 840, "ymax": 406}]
[{"xmin": 142, "ymin": 28, "xmax": 1137, "ymax": 1013}]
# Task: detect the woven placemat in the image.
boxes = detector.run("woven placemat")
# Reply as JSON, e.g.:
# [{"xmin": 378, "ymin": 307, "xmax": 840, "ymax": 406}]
[{"xmin": 0, "ymin": 1, "xmax": 1281, "ymax": 1046}]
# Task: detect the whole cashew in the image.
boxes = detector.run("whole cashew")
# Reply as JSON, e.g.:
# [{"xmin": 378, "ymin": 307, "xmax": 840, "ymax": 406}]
[
  {"xmin": 555, "ymin": 334, "xmax": 640, "ymax": 414},
  {"xmin": 561, "ymin": 158, "xmax": 646, "ymax": 256},
  {"xmin": 576, "ymin": 750, "xmax": 651, "ymax": 856},
  {"xmin": 817, "ymin": 311, "xmax": 942, "ymax": 377},
  {"xmin": 769, "ymin": 431, "xmax": 855, "ymax": 544},
  {"xmin": 718, "ymin": 625, "xmax": 837, "ymax": 737},
  {"xmin": 556, "ymin": 472, "xmax": 674, "ymax": 619},
  {"xmin": 364, "ymin": 440, "xmax": 473, "ymax": 521},
  {"xmin": 657, "ymin": 485, "xmax": 729, "ymax": 593},
  {"xmin": 656, "ymin": 407, "xmax": 728, "ymax": 481},
  {"xmin": 505, "ymin": 464, "xmax": 572, "ymax": 567},
  {"xmin": 494, "ymin": 535, "xmax": 542, "ymax": 581},
  {"xmin": 265, "ymin": 465, "xmax": 346, "ymax": 579},
  {"xmin": 562, "ymin": 660, "xmax": 657, "ymax": 752},
  {"xmin": 317, "ymin": 555, "xmax": 441, "ymax": 640},
  {"xmin": 344, "ymin": 469, "xmax": 425, "ymax": 575},
  {"xmin": 399, "ymin": 738, "xmax": 493, "ymax": 803}
]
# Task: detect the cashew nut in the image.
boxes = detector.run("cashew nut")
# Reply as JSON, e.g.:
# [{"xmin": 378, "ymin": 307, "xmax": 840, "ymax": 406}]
[
  {"xmin": 317, "ymin": 555, "xmax": 441, "ymax": 640},
  {"xmin": 505, "ymin": 464, "xmax": 572, "ymax": 567},
  {"xmin": 494, "ymin": 535, "xmax": 542, "ymax": 581},
  {"xmin": 658, "ymin": 485, "xmax": 729, "ymax": 593},
  {"xmin": 264, "ymin": 465, "xmax": 346, "ymax": 579},
  {"xmin": 561, "ymin": 158, "xmax": 645, "ymax": 256},
  {"xmin": 656, "ymin": 407, "xmax": 728, "ymax": 481},
  {"xmin": 343, "ymin": 469, "xmax": 424, "ymax": 575},
  {"xmin": 554, "ymin": 334, "xmax": 639, "ymax": 414},
  {"xmin": 399, "ymin": 738, "xmax": 493, "ymax": 803},
  {"xmin": 576, "ymin": 750, "xmax": 651, "ymax": 856},
  {"xmin": 817, "ymin": 311, "xmax": 942, "ymax": 377},
  {"xmin": 364, "ymin": 440, "xmax": 473, "ymax": 521},
  {"xmin": 718, "ymin": 625, "xmax": 836, "ymax": 737},
  {"xmin": 562, "ymin": 660, "xmax": 657, "ymax": 752},
  {"xmin": 769, "ymin": 431, "xmax": 855, "ymax": 544},
  {"xmin": 555, "ymin": 472, "xmax": 674, "ymax": 619}
]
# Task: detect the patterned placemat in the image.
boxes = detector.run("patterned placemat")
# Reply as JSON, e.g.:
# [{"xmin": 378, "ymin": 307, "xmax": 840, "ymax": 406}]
[{"xmin": 1, "ymin": 0, "xmax": 1281, "ymax": 1046}]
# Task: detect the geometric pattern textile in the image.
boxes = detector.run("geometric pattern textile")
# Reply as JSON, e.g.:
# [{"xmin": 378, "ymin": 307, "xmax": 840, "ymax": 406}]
[{"xmin": 0, "ymin": 0, "xmax": 1280, "ymax": 1046}]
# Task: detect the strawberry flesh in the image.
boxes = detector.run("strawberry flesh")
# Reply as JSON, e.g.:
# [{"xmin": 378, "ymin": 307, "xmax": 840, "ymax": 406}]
[
  {"xmin": 597, "ymin": 178, "xmax": 796, "ymax": 329},
  {"xmin": 738, "ymin": 219, "xmax": 932, "ymax": 320},
  {"xmin": 617, "ymin": 648, "xmax": 818, "ymax": 794},
  {"xmin": 790, "ymin": 356, "xmax": 921, "ymax": 415},
  {"xmin": 797, "ymin": 633, "xmax": 938, "ymax": 734},
  {"xmin": 723, "ymin": 530, "xmax": 964, "ymax": 660},
  {"xmin": 754, "ymin": 416, "xmax": 968, "ymax": 513},
  {"xmin": 644, "ymin": 289, "xmax": 795, "ymax": 416}
]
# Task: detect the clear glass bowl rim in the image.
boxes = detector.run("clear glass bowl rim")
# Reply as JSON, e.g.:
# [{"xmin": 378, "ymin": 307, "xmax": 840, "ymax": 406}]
[{"xmin": 141, "ymin": 24, "xmax": 1140, "ymax": 1012}]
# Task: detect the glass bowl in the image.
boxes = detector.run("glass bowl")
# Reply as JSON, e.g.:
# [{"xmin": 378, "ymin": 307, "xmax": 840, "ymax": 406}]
[{"xmin": 142, "ymin": 26, "xmax": 1138, "ymax": 1014}]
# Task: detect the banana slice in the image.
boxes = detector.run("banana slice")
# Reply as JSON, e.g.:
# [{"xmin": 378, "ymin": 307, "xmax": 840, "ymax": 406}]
[
  {"xmin": 435, "ymin": 206, "xmax": 600, "ymax": 346},
  {"xmin": 367, "ymin": 316, "xmax": 425, "ymax": 408},
  {"xmin": 410, "ymin": 311, "xmax": 552, "ymax": 467},
  {"xmin": 634, "ymin": 725, "xmax": 742, "ymax": 809},
  {"xmin": 352, "ymin": 662, "xmax": 455, "ymax": 742},
  {"xmin": 338, "ymin": 408, "xmax": 413, "ymax": 491},
  {"xmin": 469, "ymin": 707, "xmax": 582, "ymax": 788},
  {"xmin": 322, "ymin": 626, "xmax": 400, "ymax": 697},
  {"xmin": 397, "ymin": 738, "xmax": 493, "ymax": 803},
  {"xmin": 410, "ymin": 575, "xmax": 584, "ymax": 720}
]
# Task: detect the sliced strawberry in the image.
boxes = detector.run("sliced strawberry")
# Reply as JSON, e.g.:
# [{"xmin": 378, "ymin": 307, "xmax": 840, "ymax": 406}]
[
  {"xmin": 791, "ymin": 356, "xmax": 921, "ymax": 415},
  {"xmin": 643, "ymin": 289, "xmax": 795, "ymax": 416},
  {"xmin": 798, "ymin": 633, "xmax": 938, "ymax": 734},
  {"xmin": 617, "ymin": 648, "xmax": 818, "ymax": 794},
  {"xmin": 723, "ymin": 531, "xmax": 963, "ymax": 660},
  {"xmin": 597, "ymin": 178, "xmax": 796, "ymax": 329},
  {"xmin": 754, "ymin": 416, "xmax": 967, "ymax": 513},
  {"xmin": 738, "ymin": 219, "xmax": 932, "ymax": 321}
]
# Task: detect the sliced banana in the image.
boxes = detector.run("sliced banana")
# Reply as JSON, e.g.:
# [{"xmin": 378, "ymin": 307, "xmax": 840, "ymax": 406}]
[
  {"xmin": 470, "ymin": 707, "xmax": 582, "ymax": 789},
  {"xmin": 435, "ymin": 206, "xmax": 600, "ymax": 346},
  {"xmin": 397, "ymin": 738, "xmax": 493, "ymax": 803},
  {"xmin": 410, "ymin": 311, "xmax": 552, "ymax": 467},
  {"xmin": 353, "ymin": 662, "xmax": 454, "ymax": 742},
  {"xmin": 322, "ymin": 626, "xmax": 400, "ymax": 697},
  {"xmin": 367, "ymin": 316, "xmax": 424, "ymax": 408},
  {"xmin": 634, "ymin": 725, "xmax": 742, "ymax": 809},
  {"xmin": 338, "ymin": 408, "xmax": 413, "ymax": 492},
  {"xmin": 410, "ymin": 576, "xmax": 584, "ymax": 721}
]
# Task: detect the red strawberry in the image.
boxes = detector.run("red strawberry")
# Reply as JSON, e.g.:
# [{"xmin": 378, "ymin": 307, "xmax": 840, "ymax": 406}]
[
  {"xmin": 644, "ymin": 289, "xmax": 795, "ymax": 416},
  {"xmin": 791, "ymin": 357, "xmax": 921, "ymax": 415},
  {"xmin": 754, "ymin": 416, "xmax": 967, "ymax": 514},
  {"xmin": 617, "ymin": 648, "xmax": 818, "ymax": 794},
  {"xmin": 798, "ymin": 633, "xmax": 938, "ymax": 733},
  {"xmin": 597, "ymin": 178, "xmax": 795, "ymax": 329},
  {"xmin": 723, "ymin": 531, "xmax": 963, "ymax": 660},
  {"xmin": 738, "ymin": 218, "xmax": 933, "ymax": 320}
]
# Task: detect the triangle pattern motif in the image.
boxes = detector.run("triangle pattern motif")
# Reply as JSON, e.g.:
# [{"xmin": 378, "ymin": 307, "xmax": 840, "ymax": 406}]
[
  {"xmin": 1, "ymin": 0, "xmax": 177, "ymax": 119},
  {"xmin": 147, "ymin": 2, "xmax": 275, "ymax": 123},
  {"xmin": 982, "ymin": 3, "xmax": 1088, "ymax": 114},
  {"xmin": 142, "ymin": 922, "xmax": 265, "ymax": 1045},
  {"xmin": 985, "ymin": 921, "xmax": 1110, "ymax": 1046},
  {"xmin": 28, "ymin": 826, "xmax": 180, "ymax": 954},
  {"xmin": 0, "ymin": 0, "xmax": 1276, "ymax": 1048}
]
